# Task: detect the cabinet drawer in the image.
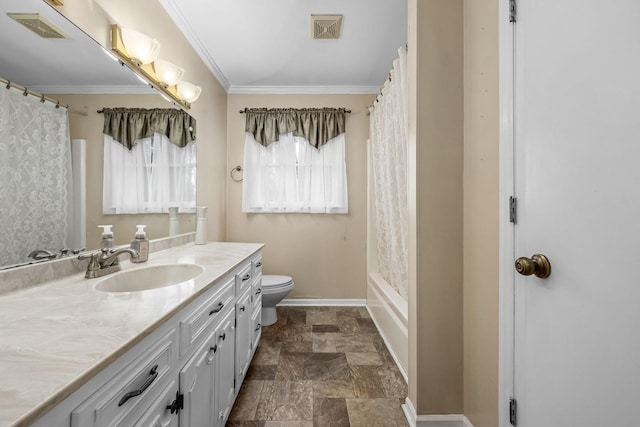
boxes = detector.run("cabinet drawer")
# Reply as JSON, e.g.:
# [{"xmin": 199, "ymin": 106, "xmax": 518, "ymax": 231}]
[
  {"xmin": 179, "ymin": 276, "xmax": 235, "ymax": 358},
  {"xmin": 71, "ymin": 327, "xmax": 178, "ymax": 427},
  {"xmin": 235, "ymin": 263, "xmax": 253, "ymax": 296}
]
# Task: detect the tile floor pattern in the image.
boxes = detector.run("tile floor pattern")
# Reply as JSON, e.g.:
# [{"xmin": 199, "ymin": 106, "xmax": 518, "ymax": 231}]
[{"xmin": 228, "ymin": 306, "xmax": 408, "ymax": 427}]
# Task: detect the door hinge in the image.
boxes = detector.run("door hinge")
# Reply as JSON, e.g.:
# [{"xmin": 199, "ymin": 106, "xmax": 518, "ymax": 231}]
[
  {"xmin": 509, "ymin": 0, "xmax": 517, "ymax": 22},
  {"xmin": 509, "ymin": 196, "xmax": 517, "ymax": 224},
  {"xmin": 509, "ymin": 398, "xmax": 517, "ymax": 425}
]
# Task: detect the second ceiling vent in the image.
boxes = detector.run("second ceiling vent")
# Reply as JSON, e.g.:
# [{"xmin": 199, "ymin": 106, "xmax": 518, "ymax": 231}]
[{"xmin": 311, "ymin": 15, "xmax": 342, "ymax": 40}]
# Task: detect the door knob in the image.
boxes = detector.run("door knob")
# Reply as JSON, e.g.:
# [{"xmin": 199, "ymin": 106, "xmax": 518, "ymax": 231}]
[{"xmin": 515, "ymin": 254, "xmax": 551, "ymax": 278}]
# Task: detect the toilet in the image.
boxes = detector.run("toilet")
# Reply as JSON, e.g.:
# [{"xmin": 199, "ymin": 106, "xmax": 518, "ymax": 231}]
[{"xmin": 261, "ymin": 275, "xmax": 294, "ymax": 326}]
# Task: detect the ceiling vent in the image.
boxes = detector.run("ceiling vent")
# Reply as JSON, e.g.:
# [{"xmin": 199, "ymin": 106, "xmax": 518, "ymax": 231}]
[
  {"xmin": 311, "ymin": 15, "xmax": 342, "ymax": 39},
  {"xmin": 7, "ymin": 13, "xmax": 68, "ymax": 39}
]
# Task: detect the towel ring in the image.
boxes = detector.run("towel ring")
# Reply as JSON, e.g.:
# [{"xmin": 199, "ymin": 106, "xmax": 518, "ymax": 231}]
[{"xmin": 230, "ymin": 165, "xmax": 243, "ymax": 182}]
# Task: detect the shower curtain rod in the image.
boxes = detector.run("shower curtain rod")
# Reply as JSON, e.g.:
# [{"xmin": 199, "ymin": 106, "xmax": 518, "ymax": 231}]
[
  {"xmin": 238, "ymin": 108, "xmax": 352, "ymax": 114},
  {"xmin": 1, "ymin": 77, "xmax": 87, "ymax": 116}
]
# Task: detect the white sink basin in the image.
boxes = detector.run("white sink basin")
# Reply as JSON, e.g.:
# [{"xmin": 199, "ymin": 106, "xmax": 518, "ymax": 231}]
[{"xmin": 95, "ymin": 264, "xmax": 204, "ymax": 293}]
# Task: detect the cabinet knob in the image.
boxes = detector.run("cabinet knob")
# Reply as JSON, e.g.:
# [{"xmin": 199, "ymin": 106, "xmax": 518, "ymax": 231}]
[
  {"xmin": 220, "ymin": 332, "xmax": 226, "ymax": 341},
  {"xmin": 240, "ymin": 305, "xmax": 245, "ymax": 312}
]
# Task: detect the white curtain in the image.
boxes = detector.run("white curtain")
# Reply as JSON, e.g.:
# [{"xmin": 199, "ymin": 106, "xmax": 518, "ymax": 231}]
[
  {"xmin": 103, "ymin": 133, "xmax": 196, "ymax": 214},
  {"xmin": 242, "ymin": 132, "xmax": 348, "ymax": 213},
  {"xmin": 369, "ymin": 47, "xmax": 409, "ymax": 300},
  {"xmin": 0, "ymin": 87, "xmax": 73, "ymax": 267}
]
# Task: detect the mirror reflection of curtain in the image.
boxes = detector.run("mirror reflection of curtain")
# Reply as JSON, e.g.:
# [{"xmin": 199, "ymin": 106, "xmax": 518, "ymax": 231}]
[
  {"xmin": 369, "ymin": 47, "xmax": 408, "ymax": 301},
  {"xmin": 0, "ymin": 87, "xmax": 73, "ymax": 267},
  {"xmin": 103, "ymin": 133, "xmax": 196, "ymax": 214}
]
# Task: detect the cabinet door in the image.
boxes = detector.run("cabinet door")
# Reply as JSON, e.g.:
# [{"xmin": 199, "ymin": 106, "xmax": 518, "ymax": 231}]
[
  {"xmin": 235, "ymin": 287, "xmax": 252, "ymax": 386},
  {"xmin": 251, "ymin": 305, "xmax": 262, "ymax": 358},
  {"xmin": 179, "ymin": 331, "xmax": 216, "ymax": 427},
  {"xmin": 133, "ymin": 380, "xmax": 179, "ymax": 427},
  {"xmin": 215, "ymin": 308, "xmax": 236, "ymax": 427}
]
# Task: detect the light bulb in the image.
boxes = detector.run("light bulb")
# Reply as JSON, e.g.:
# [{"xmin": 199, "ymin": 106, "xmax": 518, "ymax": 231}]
[
  {"xmin": 120, "ymin": 27, "xmax": 160, "ymax": 65},
  {"xmin": 154, "ymin": 59, "xmax": 184, "ymax": 87},
  {"xmin": 177, "ymin": 81, "xmax": 202, "ymax": 103}
]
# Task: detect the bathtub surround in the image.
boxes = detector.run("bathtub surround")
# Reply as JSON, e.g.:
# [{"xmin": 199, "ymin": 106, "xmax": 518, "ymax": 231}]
[{"xmin": 366, "ymin": 46, "xmax": 410, "ymax": 378}]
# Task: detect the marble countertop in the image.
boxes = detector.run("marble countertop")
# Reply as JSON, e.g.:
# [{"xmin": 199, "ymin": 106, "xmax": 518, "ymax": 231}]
[{"xmin": 0, "ymin": 241, "xmax": 263, "ymax": 427}]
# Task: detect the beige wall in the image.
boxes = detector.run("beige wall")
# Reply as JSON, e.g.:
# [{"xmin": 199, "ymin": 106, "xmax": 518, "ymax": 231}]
[
  {"xmin": 55, "ymin": 0, "xmax": 228, "ymax": 242},
  {"xmin": 226, "ymin": 94, "xmax": 373, "ymax": 299},
  {"xmin": 55, "ymin": 94, "xmax": 196, "ymax": 249},
  {"xmin": 462, "ymin": 0, "xmax": 500, "ymax": 425},
  {"xmin": 408, "ymin": 0, "xmax": 464, "ymax": 414}
]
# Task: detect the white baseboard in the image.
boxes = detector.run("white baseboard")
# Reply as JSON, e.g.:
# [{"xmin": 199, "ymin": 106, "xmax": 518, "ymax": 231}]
[
  {"xmin": 279, "ymin": 298, "xmax": 366, "ymax": 306},
  {"xmin": 403, "ymin": 398, "xmax": 474, "ymax": 427}
]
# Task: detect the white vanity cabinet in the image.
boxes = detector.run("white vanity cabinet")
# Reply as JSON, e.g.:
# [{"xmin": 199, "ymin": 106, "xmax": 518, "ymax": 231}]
[{"xmin": 30, "ymin": 247, "xmax": 262, "ymax": 427}]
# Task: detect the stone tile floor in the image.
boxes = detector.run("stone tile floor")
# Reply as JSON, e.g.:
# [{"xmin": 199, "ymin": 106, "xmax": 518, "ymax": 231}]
[{"xmin": 228, "ymin": 306, "xmax": 408, "ymax": 427}]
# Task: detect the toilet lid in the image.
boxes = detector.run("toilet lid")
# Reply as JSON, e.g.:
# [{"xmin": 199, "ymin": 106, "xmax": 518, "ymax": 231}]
[{"xmin": 262, "ymin": 275, "xmax": 293, "ymax": 288}]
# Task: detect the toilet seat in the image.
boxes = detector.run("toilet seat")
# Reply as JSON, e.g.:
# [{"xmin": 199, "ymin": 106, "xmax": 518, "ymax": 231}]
[{"xmin": 262, "ymin": 275, "xmax": 293, "ymax": 291}]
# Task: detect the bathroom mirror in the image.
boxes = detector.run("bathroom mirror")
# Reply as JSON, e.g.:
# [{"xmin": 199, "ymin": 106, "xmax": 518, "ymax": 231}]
[{"xmin": 0, "ymin": 0, "xmax": 195, "ymax": 269}]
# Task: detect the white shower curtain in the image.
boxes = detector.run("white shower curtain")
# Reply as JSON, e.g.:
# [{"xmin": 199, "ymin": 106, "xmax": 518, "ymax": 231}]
[
  {"xmin": 369, "ymin": 47, "xmax": 409, "ymax": 300},
  {"xmin": 0, "ymin": 87, "xmax": 73, "ymax": 267}
]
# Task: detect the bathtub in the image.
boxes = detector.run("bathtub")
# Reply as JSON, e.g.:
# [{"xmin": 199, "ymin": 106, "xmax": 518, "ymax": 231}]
[{"xmin": 366, "ymin": 272, "xmax": 408, "ymax": 379}]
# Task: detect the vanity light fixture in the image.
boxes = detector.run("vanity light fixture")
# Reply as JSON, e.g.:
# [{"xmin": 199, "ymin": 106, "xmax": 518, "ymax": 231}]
[
  {"xmin": 176, "ymin": 81, "xmax": 202, "ymax": 103},
  {"xmin": 154, "ymin": 59, "xmax": 184, "ymax": 87},
  {"xmin": 110, "ymin": 24, "xmax": 199, "ymax": 110},
  {"xmin": 119, "ymin": 27, "xmax": 160, "ymax": 65}
]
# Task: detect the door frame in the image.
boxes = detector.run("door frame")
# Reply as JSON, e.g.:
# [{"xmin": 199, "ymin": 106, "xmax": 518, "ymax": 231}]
[{"xmin": 498, "ymin": 0, "xmax": 515, "ymax": 426}]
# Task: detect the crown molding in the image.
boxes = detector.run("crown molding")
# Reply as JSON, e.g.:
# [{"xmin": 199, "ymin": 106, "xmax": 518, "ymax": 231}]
[
  {"xmin": 158, "ymin": 0, "xmax": 230, "ymax": 92},
  {"xmin": 228, "ymin": 85, "xmax": 379, "ymax": 95}
]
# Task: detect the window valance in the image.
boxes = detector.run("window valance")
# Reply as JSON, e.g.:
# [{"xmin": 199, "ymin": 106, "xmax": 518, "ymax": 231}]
[
  {"xmin": 101, "ymin": 107, "xmax": 196, "ymax": 149},
  {"xmin": 244, "ymin": 107, "xmax": 346, "ymax": 149}
]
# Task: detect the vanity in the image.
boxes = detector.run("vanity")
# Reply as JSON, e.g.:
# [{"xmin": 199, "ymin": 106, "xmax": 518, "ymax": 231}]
[{"xmin": 0, "ymin": 240, "xmax": 263, "ymax": 427}]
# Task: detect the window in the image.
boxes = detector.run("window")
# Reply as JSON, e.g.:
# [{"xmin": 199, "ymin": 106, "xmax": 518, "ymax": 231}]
[
  {"xmin": 242, "ymin": 132, "xmax": 348, "ymax": 213},
  {"xmin": 103, "ymin": 133, "xmax": 196, "ymax": 214}
]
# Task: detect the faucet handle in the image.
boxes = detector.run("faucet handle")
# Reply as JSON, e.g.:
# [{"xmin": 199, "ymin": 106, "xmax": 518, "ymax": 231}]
[{"xmin": 78, "ymin": 252, "xmax": 101, "ymax": 278}]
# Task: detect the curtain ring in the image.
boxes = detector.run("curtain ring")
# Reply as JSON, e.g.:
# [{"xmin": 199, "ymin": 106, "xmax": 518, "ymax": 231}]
[{"xmin": 230, "ymin": 165, "xmax": 243, "ymax": 182}]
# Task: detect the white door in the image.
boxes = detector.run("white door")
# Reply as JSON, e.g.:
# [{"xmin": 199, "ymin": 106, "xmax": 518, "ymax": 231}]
[{"xmin": 511, "ymin": 0, "xmax": 640, "ymax": 425}]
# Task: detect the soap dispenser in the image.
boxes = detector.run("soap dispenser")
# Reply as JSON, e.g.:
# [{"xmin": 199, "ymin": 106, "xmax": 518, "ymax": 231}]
[
  {"xmin": 98, "ymin": 225, "xmax": 114, "ymax": 250},
  {"xmin": 130, "ymin": 225, "xmax": 149, "ymax": 263}
]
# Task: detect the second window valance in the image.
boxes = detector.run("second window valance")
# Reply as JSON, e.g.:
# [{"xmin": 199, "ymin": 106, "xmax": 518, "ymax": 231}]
[
  {"xmin": 244, "ymin": 107, "xmax": 346, "ymax": 149},
  {"xmin": 101, "ymin": 107, "xmax": 196, "ymax": 149}
]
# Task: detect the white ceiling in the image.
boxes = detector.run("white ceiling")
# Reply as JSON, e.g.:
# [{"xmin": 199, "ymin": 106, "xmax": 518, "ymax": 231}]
[
  {"xmin": 159, "ymin": 0, "xmax": 407, "ymax": 94},
  {"xmin": 0, "ymin": 0, "xmax": 406, "ymax": 96}
]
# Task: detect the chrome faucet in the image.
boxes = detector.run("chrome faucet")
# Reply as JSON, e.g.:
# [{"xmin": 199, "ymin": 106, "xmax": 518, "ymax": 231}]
[{"xmin": 78, "ymin": 248, "xmax": 139, "ymax": 279}]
